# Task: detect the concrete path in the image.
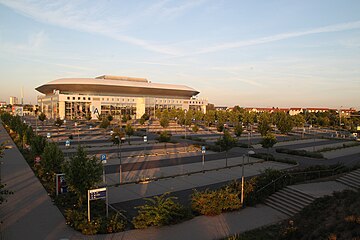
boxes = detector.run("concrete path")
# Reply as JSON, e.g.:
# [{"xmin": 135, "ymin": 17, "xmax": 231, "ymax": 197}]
[
  {"xmin": 0, "ymin": 123, "xmax": 80, "ymax": 240},
  {"xmin": 321, "ymin": 145, "xmax": 360, "ymax": 159}
]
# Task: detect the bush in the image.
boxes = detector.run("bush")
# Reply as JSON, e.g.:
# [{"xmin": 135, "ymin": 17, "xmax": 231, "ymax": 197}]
[
  {"xmin": 158, "ymin": 131, "xmax": 172, "ymax": 142},
  {"xmin": 191, "ymin": 186, "xmax": 241, "ymax": 216},
  {"xmin": 132, "ymin": 193, "xmax": 191, "ymax": 229},
  {"xmin": 276, "ymin": 148, "xmax": 324, "ymax": 159}
]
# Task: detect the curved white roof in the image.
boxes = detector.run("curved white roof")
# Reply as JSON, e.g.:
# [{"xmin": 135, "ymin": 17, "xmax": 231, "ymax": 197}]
[{"xmin": 36, "ymin": 77, "xmax": 199, "ymax": 98}]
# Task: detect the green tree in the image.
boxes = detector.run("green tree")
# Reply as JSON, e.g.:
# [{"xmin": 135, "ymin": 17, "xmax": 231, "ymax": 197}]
[
  {"xmin": 62, "ymin": 146, "xmax": 103, "ymax": 206},
  {"xmin": 107, "ymin": 115, "xmax": 113, "ymax": 122},
  {"xmin": 204, "ymin": 110, "xmax": 216, "ymax": 127},
  {"xmin": 260, "ymin": 134, "xmax": 277, "ymax": 160},
  {"xmin": 40, "ymin": 142, "xmax": 64, "ymax": 187},
  {"xmin": 125, "ymin": 123, "xmax": 134, "ymax": 144},
  {"xmin": 216, "ymin": 130, "xmax": 237, "ymax": 167},
  {"xmin": 192, "ymin": 124, "xmax": 199, "ymax": 133},
  {"xmin": 160, "ymin": 110, "xmax": 170, "ymax": 129},
  {"xmin": 292, "ymin": 114, "xmax": 305, "ymax": 127},
  {"xmin": 234, "ymin": 123, "xmax": 243, "ymax": 138},
  {"xmin": 277, "ymin": 113, "xmax": 294, "ymax": 134},
  {"xmin": 0, "ymin": 142, "xmax": 13, "ymax": 205},
  {"xmin": 99, "ymin": 118, "xmax": 110, "ymax": 129},
  {"xmin": 54, "ymin": 117, "xmax": 64, "ymax": 128},
  {"xmin": 38, "ymin": 112, "xmax": 46, "ymax": 126},
  {"xmin": 111, "ymin": 127, "xmax": 125, "ymax": 145},
  {"xmin": 30, "ymin": 135, "xmax": 47, "ymax": 156},
  {"xmin": 258, "ymin": 112, "xmax": 271, "ymax": 136}
]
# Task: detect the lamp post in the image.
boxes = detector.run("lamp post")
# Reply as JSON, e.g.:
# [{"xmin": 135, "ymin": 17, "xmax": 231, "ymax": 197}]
[
  {"xmin": 241, "ymin": 150, "xmax": 255, "ymax": 208},
  {"xmin": 115, "ymin": 135, "xmax": 125, "ymax": 184}
]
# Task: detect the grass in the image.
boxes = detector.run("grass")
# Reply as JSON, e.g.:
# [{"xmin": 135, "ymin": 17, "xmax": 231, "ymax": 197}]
[
  {"xmin": 276, "ymin": 148, "xmax": 324, "ymax": 159},
  {"xmin": 317, "ymin": 142, "xmax": 360, "ymax": 152}
]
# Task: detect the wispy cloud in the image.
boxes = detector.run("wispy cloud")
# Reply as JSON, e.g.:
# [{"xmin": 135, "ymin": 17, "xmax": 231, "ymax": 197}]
[
  {"xmin": 0, "ymin": 0, "xmax": 181, "ymax": 55},
  {"xmin": 195, "ymin": 21, "xmax": 360, "ymax": 54}
]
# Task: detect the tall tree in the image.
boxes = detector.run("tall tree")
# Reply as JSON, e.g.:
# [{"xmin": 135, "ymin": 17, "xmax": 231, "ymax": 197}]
[
  {"xmin": 41, "ymin": 142, "xmax": 64, "ymax": 186},
  {"xmin": 216, "ymin": 130, "xmax": 237, "ymax": 167},
  {"xmin": 125, "ymin": 123, "xmax": 134, "ymax": 144},
  {"xmin": 234, "ymin": 123, "xmax": 243, "ymax": 138},
  {"xmin": 260, "ymin": 134, "xmax": 277, "ymax": 161},
  {"xmin": 258, "ymin": 112, "xmax": 271, "ymax": 136},
  {"xmin": 62, "ymin": 146, "xmax": 103, "ymax": 206},
  {"xmin": 277, "ymin": 113, "xmax": 294, "ymax": 134}
]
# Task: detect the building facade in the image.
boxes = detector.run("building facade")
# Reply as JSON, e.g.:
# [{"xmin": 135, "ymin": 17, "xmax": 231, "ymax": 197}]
[{"xmin": 36, "ymin": 75, "xmax": 207, "ymax": 120}]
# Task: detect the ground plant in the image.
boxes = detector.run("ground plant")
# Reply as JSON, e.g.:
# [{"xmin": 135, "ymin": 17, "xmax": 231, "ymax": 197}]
[{"xmin": 132, "ymin": 193, "xmax": 191, "ymax": 229}]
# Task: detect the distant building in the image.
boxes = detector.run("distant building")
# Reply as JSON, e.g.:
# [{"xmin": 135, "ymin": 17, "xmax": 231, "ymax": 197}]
[
  {"xmin": 9, "ymin": 96, "xmax": 18, "ymax": 105},
  {"xmin": 36, "ymin": 75, "xmax": 208, "ymax": 120},
  {"xmin": 0, "ymin": 101, "xmax": 6, "ymax": 107}
]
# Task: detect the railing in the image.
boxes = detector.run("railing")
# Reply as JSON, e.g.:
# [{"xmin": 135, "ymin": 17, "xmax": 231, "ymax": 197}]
[{"xmin": 255, "ymin": 164, "xmax": 348, "ymax": 197}]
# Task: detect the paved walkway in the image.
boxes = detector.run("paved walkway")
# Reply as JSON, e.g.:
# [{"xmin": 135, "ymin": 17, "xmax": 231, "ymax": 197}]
[{"xmin": 0, "ymin": 123, "xmax": 81, "ymax": 240}]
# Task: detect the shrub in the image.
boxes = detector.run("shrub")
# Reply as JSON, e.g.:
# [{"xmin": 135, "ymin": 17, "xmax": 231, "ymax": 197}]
[
  {"xmin": 132, "ymin": 193, "xmax": 190, "ymax": 229},
  {"xmin": 191, "ymin": 186, "xmax": 241, "ymax": 216},
  {"xmin": 276, "ymin": 148, "xmax": 324, "ymax": 159},
  {"xmin": 158, "ymin": 131, "xmax": 172, "ymax": 142}
]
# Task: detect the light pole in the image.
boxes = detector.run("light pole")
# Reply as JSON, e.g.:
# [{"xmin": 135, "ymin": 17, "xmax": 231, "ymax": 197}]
[
  {"xmin": 115, "ymin": 135, "xmax": 125, "ymax": 184},
  {"xmin": 339, "ymin": 106, "xmax": 343, "ymax": 129},
  {"xmin": 241, "ymin": 150, "xmax": 255, "ymax": 208}
]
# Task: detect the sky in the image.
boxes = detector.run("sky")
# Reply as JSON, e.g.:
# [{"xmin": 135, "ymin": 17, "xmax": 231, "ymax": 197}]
[{"xmin": 0, "ymin": 0, "xmax": 359, "ymax": 109}]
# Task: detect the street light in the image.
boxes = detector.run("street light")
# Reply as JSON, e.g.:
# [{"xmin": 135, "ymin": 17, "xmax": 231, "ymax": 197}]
[
  {"xmin": 241, "ymin": 150, "xmax": 255, "ymax": 208},
  {"xmin": 115, "ymin": 135, "xmax": 125, "ymax": 184}
]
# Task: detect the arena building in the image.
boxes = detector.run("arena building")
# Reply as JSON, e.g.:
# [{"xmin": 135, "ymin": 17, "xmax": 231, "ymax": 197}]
[{"xmin": 36, "ymin": 75, "xmax": 207, "ymax": 120}]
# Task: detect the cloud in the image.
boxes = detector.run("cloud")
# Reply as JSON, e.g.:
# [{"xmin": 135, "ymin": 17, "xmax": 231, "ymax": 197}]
[
  {"xmin": 195, "ymin": 20, "xmax": 360, "ymax": 54},
  {"xmin": 0, "ymin": 0, "xmax": 186, "ymax": 55}
]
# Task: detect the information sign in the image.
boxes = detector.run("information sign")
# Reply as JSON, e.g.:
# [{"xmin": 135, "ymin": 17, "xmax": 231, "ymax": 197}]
[{"xmin": 100, "ymin": 154, "xmax": 107, "ymax": 164}]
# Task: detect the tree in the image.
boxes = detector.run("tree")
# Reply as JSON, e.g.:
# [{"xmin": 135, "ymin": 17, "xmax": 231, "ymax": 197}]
[
  {"xmin": 62, "ymin": 146, "xmax": 103, "ymax": 206},
  {"xmin": 260, "ymin": 134, "xmax": 277, "ymax": 161},
  {"xmin": 30, "ymin": 135, "xmax": 47, "ymax": 156},
  {"xmin": 99, "ymin": 118, "xmax": 110, "ymax": 129},
  {"xmin": 111, "ymin": 127, "xmax": 125, "ymax": 145},
  {"xmin": 204, "ymin": 110, "xmax": 216, "ymax": 127},
  {"xmin": 160, "ymin": 110, "xmax": 170, "ymax": 129},
  {"xmin": 258, "ymin": 112, "xmax": 271, "ymax": 136},
  {"xmin": 38, "ymin": 112, "xmax": 46, "ymax": 126},
  {"xmin": 54, "ymin": 118, "xmax": 64, "ymax": 127},
  {"xmin": 292, "ymin": 114, "xmax": 305, "ymax": 127},
  {"xmin": 277, "ymin": 113, "xmax": 294, "ymax": 134},
  {"xmin": 41, "ymin": 142, "xmax": 64, "ymax": 184},
  {"xmin": 125, "ymin": 123, "xmax": 134, "ymax": 144},
  {"xmin": 216, "ymin": 130, "xmax": 237, "ymax": 167},
  {"xmin": 192, "ymin": 124, "xmax": 199, "ymax": 133},
  {"xmin": 0, "ymin": 141, "xmax": 13, "ymax": 205},
  {"xmin": 234, "ymin": 124, "xmax": 243, "ymax": 138},
  {"xmin": 107, "ymin": 115, "xmax": 113, "ymax": 122}
]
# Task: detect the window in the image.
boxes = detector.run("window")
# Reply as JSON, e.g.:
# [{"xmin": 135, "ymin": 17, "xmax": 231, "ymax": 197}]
[
  {"xmin": 102, "ymin": 98, "xmax": 104, "ymax": 101},
  {"xmin": 88, "ymin": 97, "xmax": 91, "ymax": 100},
  {"xmin": 107, "ymin": 98, "xmax": 109, "ymax": 101},
  {"xmin": 83, "ymin": 97, "xmax": 86, "ymax": 100},
  {"xmin": 78, "ymin": 97, "xmax": 80, "ymax": 100},
  {"xmin": 67, "ymin": 97, "xmax": 70, "ymax": 100},
  {"xmin": 73, "ymin": 97, "xmax": 75, "ymax": 100}
]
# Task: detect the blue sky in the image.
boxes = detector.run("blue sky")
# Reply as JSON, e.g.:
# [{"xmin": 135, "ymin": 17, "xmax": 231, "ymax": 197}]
[{"xmin": 0, "ymin": 0, "xmax": 359, "ymax": 109}]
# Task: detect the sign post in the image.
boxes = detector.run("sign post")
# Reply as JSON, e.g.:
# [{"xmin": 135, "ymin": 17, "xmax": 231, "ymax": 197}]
[
  {"xmin": 47, "ymin": 132, "xmax": 51, "ymax": 139},
  {"xmin": 87, "ymin": 187, "xmax": 108, "ymax": 222},
  {"xmin": 143, "ymin": 135, "xmax": 147, "ymax": 155},
  {"xmin": 201, "ymin": 146, "xmax": 206, "ymax": 172},
  {"xmin": 100, "ymin": 154, "xmax": 107, "ymax": 183},
  {"xmin": 55, "ymin": 173, "xmax": 68, "ymax": 196},
  {"xmin": 65, "ymin": 140, "xmax": 70, "ymax": 147}
]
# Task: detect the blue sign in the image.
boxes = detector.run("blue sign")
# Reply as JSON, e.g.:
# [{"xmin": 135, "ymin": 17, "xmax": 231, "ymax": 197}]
[
  {"xmin": 65, "ymin": 140, "xmax": 70, "ymax": 147},
  {"xmin": 201, "ymin": 146, "xmax": 206, "ymax": 153},
  {"xmin": 89, "ymin": 188, "xmax": 107, "ymax": 200},
  {"xmin": 100, "ymin": 154, "xmax": 107, "ymax": 163}
]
